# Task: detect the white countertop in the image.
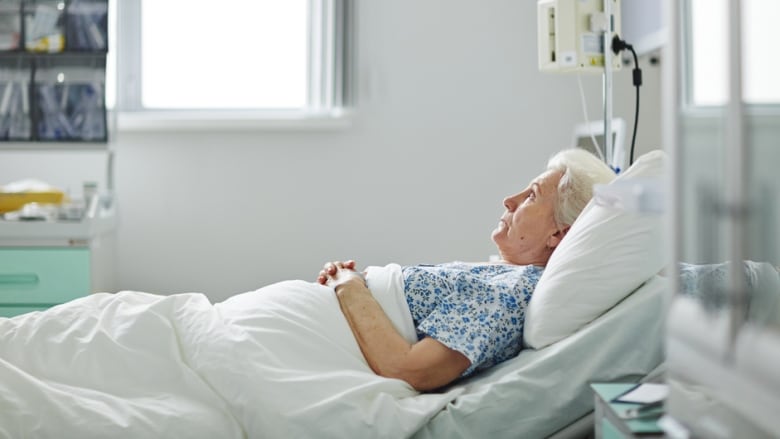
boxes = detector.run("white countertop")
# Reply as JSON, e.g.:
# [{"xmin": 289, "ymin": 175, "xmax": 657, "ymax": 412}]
[{"xmin": 0, "ymin": 210, "xmax": 117, "ymax": 246}]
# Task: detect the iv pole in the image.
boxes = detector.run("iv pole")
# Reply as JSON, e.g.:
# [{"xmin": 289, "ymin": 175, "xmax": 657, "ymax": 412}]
[{"xmin": 603, "ymin": 0, "xmax": 614, "ymax": 170}]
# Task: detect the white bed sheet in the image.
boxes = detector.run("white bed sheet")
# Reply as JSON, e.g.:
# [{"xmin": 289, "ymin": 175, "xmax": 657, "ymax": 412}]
[
  {"xmin": 0, "ymin": 264, "xmax": 457, "ymax": 439},
  {"xmin": 0, "ymin": 267, "xmax": 665, "ymax": 439},
  {"xmin": 413, "ymin": 275, "xmax": 667, "ymax": 439}
]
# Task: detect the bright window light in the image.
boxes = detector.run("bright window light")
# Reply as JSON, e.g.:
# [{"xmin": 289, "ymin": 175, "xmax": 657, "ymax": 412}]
[
  {"xmin": 140, "ymin": 0, "xmax": 307, "ymax": 110},
  {"xmin": 690, "ymin": 0, "xmax": 780, "ymax": 106},
  {"xmin": 114, "ymin": 0, "xmax": 346, "ymax": 118}
]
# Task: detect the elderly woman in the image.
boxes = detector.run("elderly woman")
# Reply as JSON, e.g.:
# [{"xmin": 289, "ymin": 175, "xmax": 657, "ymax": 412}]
[{"xmin": 317, "ymin": 149, "xmax": 615, "ymax": 391}]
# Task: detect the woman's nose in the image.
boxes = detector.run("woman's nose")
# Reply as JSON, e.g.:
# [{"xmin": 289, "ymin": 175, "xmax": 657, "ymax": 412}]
[{"xmin": 503, "ymin": 194, "xmax": 517, "ymax": 211}]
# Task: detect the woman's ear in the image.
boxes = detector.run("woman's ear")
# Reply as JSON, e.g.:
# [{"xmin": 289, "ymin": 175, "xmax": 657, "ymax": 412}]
[{"xmin": 547, "ymin": 226, "xmax": 571, "ymax": 249}]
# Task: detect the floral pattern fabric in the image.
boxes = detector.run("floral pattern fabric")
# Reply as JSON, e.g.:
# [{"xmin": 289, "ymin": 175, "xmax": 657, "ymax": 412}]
[
  {"xmin": 678, "ymin": 261, "xmax": 780, "ymax": 321},
  {"xmin": 401, "ymin": 262, "xmax": 543, "ymax": 377}
]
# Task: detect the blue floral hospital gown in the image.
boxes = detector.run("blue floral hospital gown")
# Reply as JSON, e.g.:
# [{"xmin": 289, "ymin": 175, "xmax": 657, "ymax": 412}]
[{"xmin": 401, "ymin": 262, "xmax": 543, "ymax": 377}]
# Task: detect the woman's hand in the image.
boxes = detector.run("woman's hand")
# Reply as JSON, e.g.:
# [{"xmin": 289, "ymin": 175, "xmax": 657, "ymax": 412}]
[{"xmin": 317, "ymin": 260, "xmax": 366, "ymax": 291}]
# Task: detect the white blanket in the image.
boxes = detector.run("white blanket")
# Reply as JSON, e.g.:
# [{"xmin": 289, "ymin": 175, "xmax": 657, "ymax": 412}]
[{"xmin": 0, "ymin": 264, "xmax": 461, "ymax": 439}]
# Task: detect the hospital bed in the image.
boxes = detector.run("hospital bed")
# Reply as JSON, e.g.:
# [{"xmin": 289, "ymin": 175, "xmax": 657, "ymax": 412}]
[
  {"xmin": 0, "ymin": 276, "xmax": 665, "ymax": 439},
  {"xmin": 0, "ymin": 152, "xmax": 668, "ymax": 438}
]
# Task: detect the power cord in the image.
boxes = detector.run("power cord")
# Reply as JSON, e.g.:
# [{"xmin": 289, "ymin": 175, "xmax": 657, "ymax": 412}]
[{"xmin": 611, "ymin": 35, "xmax": 642, "ymax": 166}]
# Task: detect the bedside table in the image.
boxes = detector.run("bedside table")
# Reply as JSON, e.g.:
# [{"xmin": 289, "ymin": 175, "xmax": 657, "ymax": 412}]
[
  {"xmin": 0, "ymin": 214, "xmax": 116, "ymax": 317},
  {"xmin": 592, "ymin": 383, "xmax": 666, "ymax": 439}
]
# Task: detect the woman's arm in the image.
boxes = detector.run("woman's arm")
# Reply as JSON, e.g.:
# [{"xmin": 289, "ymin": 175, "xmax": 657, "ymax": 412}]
[{"xmin": 320, "ymin": 262, "xmax": 470, "ymax": 391}]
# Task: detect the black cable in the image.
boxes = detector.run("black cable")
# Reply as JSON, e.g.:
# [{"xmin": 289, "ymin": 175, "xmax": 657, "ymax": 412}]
[
  {"xmin": 611, "ymin": 35, "xmax": 642, "ymax": 167},
  {"xmin": 628, "ymin": 46, "xmax": 640, "ymax": 166}
]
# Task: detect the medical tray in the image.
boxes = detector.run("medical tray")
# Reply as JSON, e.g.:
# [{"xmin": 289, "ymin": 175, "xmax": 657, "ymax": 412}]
[{"xmin": 0, "ymin": 191, "xmax": 65, "ymax": 214}]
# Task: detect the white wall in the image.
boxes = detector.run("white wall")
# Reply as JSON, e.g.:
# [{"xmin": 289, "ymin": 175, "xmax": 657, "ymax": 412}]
[{"xmin": 0, "ymin": 1, "xmax": 661, "ymax": 302}]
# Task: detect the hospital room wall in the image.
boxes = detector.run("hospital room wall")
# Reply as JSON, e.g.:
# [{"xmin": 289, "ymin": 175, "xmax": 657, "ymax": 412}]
[{"xmin": 0, "ymin": 1, "xmax": 662, "ymax": 301}]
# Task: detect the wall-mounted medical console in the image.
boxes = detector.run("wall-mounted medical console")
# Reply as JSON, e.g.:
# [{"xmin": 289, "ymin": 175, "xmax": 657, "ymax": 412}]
[{"xmin": 537, "ymin": 0, "xmax": 622, "ymax": 73}]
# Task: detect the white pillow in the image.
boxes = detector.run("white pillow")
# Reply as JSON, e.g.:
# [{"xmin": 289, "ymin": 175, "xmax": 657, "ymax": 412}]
[{"xmin": 523, "ymin": 150, "xmax": 668, "ymax": 349}]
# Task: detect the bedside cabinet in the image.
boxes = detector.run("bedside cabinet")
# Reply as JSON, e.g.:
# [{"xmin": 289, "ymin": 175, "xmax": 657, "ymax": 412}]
[
  {"xmin": 0, "ymin": 214, "xmax": 115, "ymax": 317},
  {"xmin": 0, "ymin": 248, "xmax": 90, "ymax": 317},
  {"xmin": 592, "ymin": 383, "xmax": 666, "ymax": 439}
]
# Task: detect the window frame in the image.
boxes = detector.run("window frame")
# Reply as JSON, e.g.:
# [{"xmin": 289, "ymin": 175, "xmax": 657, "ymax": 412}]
[
  {"xmin": 681, "ymin": 0, "xmax": 780, "ymax": 116},
  {"xmin": 113, "ymin": 0, "xmax": 352, "ymax": 131}
]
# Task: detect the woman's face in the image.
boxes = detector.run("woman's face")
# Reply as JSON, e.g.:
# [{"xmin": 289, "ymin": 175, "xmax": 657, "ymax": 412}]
[{"xmin": 491, "ymin": 169, "xmax": 564, "ymax": 266}]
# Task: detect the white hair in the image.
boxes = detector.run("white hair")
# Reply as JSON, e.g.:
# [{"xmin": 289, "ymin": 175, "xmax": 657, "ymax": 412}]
[{"xmin": 546, "ymin": 149, "xmax": 616, "ymax": 228}]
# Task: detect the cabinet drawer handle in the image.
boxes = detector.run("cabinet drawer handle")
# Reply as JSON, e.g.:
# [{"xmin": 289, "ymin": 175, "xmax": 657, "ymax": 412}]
[{"xmin": 0, "ymin": 273, "xmax": 40, "ymax": 285}]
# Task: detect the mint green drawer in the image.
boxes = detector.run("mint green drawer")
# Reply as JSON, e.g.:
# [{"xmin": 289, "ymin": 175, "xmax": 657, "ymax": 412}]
[{"xmin": 0, "ymin": 248, "xmax": 90, "ymax": 306}]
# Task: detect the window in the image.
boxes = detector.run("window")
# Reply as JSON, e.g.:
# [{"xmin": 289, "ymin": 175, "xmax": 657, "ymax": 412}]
[
  {"xmin": 114, "ymin": 0, "xmax": 350, "ymax": 126},
  {"xmin": 688, "ymin": 0, "xmax": 780, "ymax": 106}
]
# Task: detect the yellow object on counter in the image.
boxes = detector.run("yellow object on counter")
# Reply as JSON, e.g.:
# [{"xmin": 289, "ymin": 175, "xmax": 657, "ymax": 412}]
[{"xmin": 0, "ymin": 191, "xmax": 65, "ymax": 214}]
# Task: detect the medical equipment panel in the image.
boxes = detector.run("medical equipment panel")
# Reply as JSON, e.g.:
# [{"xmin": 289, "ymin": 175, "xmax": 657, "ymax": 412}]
[{"xmin": 537, "ymin": 0, "xmax": 622, "ymax": 73}]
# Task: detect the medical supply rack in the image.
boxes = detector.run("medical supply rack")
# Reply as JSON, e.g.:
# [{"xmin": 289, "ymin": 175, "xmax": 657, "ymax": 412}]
[{"xmin": 0, "ymin": 0, "xmax": 109, "ymax": 144}]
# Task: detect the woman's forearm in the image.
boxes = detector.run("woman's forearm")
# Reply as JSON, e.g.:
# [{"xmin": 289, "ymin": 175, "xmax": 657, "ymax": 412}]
[{"xmin": 335, "ymin": 278, "xmax": 469, "ymax": 391}]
